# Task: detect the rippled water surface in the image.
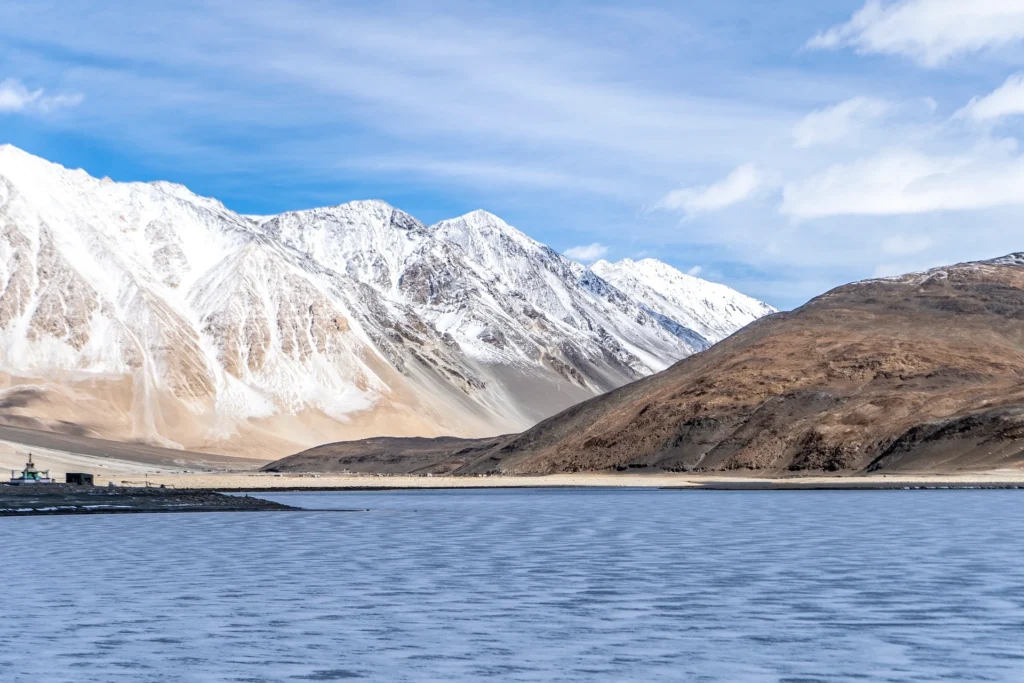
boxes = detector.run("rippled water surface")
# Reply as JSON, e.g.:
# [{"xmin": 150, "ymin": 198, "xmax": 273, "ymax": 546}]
[{"xmin": 3, "ymin": 488, "xmax": 1024, "ymax": 682}]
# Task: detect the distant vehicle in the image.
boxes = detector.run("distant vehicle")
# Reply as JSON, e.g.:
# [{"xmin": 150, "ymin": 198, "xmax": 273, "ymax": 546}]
[{"xmin": 8, "ymin": 454, "xmax": 54, "ymax": 485}]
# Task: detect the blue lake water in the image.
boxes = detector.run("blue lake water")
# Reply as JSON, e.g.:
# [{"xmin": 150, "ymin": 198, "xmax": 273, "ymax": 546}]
[{"xmin": 2, "ymin": 488, "xmax": 1024, "ymax": 682}]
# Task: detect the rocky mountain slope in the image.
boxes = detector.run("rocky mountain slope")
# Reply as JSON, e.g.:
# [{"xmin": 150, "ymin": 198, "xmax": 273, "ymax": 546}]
[
  {"xmin": 268, "ymin": 255, "xmax": 1024, "ymax": 474},
  {"xmin": 0, "ymin": 145, "xmax": 771, "ymax": 457}
]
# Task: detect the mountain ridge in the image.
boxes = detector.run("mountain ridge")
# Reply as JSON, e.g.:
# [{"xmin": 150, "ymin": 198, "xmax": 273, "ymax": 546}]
[
  {"xmin": 0, "ymin": 145, "xmax": 773, "ymax": 457},
  {"xmin": 266, "ymin": 253, "xmax": 1024, "ymax": 475}
]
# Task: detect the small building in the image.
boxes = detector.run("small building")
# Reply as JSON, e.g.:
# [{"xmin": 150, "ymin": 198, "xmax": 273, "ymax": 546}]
[
  {"xmin": 8, "ymin": 454, "xmax": 54, "ymax": 485},
  {"xmin": 66, "ymin": 472, "xmax": 95, "ymax": 486}
]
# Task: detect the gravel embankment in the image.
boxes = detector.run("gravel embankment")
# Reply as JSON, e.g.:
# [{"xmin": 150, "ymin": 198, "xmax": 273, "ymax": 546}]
[{"xmin": 0, "ymin": 484, "xmax": 297, "ymax": 516}]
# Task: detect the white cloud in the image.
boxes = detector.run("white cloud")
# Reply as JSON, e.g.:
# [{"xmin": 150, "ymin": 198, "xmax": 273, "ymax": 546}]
[
  {"xmin": 0, "ymin": 78, "xmax": 82, "ymax": 114},
  {"xmin": 0, "ymin": 78, "xmax": 41, "ymax": 111},
  {"xmin": 806, "ymin": 0, "xmax": 1024, "ymax": 67},
  {"xmin": 781, "ymin": 144, "xmax": 1024, "ymax": 219},
  {"xmin": 957, "ymin": 72, "xmax": 1024, "ymax": 122},
  {"xmin": 564, "ymin": 243, "xmax": 610, "ymax": 262},
  {"xmin": 0, "ymin": 2, "xmax": 792, "ymax": 184},
  {"xmin": 686, "ymin": 265, "xmax": 703, "ymax": 277},
  {"xmin": 34, "ymin": 92, "xmax": 84, "ymax": 113},
  {"xmin": 9, "ymin": 1, "xmax": 1024, "ymax": 309},
  {"xmin": 657, "ymin": 164, "xmax": 767, "ymax": 215},
  {"xmin": 881, "ymin": 234, "xmax": 934, "ymax": 255},
  {"xmin": 346, "ymin": 157, "xmax": 630, "ymax": 197},
  {"xmin": 792, "ymin": 97, "xmax": 891, "ymax": 148}
]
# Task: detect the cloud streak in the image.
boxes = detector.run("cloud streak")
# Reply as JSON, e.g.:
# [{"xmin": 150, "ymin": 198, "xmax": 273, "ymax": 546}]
[
  {"xmin": 564, "ymin": 243, "xmax": 610, "ymax": 262},
  {"xmin": 957, "ymin": 72, "xmax": 1024, "ymax": 122},
  {"xmin": 792, "ymin": 97, "xmax": 891, "ymax": 148},
  {"xmin": 806, "ymin": 0, "xmax": 1024, "ymax": 66},
  {"xmin": 7, "ymin": 1, "xmax": 1024, "ymax": 309},
  {"xmin": 0, "ymin": 2, "xmax": 790, "ymax": 181},
  {"xmin": 658, "ymin": 164, "xmax": 768, "ymax": 215},
  {"xmin": 781, "ymin": 145, "xmax": 1024, "ymax": 219},
  {"xmin": 0, "ymin": 78, "xmax": 82, "ymax": 114}
]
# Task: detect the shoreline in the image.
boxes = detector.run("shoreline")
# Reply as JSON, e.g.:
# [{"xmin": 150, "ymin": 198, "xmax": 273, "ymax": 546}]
[
  {"xmin": 5, "ymin": 429, "xmax": 1024, "ymax": 495},
  {"xmin": 74, "ymin": 469, "xmax": 1024, "ymax": 492},
  {"xmin": 5, "ymin": 472, "xmax": 1023, "ymax": 517},
  {"xmin": 219, "ymin": 480, "xmax": 1024, "ymax": 492}
]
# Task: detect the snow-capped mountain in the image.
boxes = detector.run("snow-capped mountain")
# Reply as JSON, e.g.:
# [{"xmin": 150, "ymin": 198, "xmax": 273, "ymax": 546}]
[
  {"xmin": 592, "ymin": 258, "xmax": 776, "ymax": 344},
  {"xmin": 0, "ymin": 145, "xmax": 772, "ymax": 456}
]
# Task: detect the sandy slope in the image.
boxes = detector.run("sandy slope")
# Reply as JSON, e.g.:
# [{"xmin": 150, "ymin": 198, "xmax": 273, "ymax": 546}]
[{"xmin": 0, "ymin": 424, "xmax": 267, "ymax": 486}]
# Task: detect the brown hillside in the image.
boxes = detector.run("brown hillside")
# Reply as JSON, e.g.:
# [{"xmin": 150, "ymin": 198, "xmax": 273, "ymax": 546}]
[{"xmin": 267, "ymin": 255, "xmax": 1024, "ymax": 475}]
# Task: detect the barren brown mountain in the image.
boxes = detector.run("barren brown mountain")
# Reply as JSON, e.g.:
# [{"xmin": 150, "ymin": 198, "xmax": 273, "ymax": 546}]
[{"xmin": 267, "ymin": 254, "xmax": 1024, "ymax": 475}]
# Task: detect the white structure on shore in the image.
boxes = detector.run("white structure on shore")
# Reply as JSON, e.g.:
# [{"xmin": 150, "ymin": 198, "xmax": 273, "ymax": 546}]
[{"xmin": 8, "ymin": 455, "xmax": 54, "ymax": 485}]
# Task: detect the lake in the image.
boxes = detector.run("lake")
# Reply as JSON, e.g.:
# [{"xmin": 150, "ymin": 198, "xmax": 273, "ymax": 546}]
[{"xmin": 2, "ymin": 488, "xmax": 1023, "ymax": 682}]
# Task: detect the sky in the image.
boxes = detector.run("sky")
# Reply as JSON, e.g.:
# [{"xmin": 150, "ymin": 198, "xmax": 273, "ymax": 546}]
[{"xmin": 4, "ymin": 1, "xmax": 1024, "ymax": 309}]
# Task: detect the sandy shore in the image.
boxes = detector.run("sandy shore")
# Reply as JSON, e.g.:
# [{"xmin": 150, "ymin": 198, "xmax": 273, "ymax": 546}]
[
  {"xmin": 91, "ymin": 470, "xmax": 1024, "ymax": 490},
  {"xmin": 4, "ymin": 432, "xmax": 1024, "ymax": 491}
]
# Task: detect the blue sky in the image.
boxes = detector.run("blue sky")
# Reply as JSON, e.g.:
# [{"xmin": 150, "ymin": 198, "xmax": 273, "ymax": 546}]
[{"xmin": 5, "ymin": 1, "xmax": 1024, "ymax": 309}]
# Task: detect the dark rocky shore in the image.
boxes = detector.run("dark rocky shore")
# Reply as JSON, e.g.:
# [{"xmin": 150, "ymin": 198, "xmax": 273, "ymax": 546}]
[{"xmin": 0, "ymin": 484, "xmax": 297, "ymax": 516}]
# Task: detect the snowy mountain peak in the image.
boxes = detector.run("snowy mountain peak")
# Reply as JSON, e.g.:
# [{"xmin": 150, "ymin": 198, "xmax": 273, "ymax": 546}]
[
  {"xmin": 0, "ymin": 145, "xmax": 774, "ymax": 457},
  {"xmin": 633, "ymin": 258, "xmax": 701, "ymax": 281},
  {"xmin": 0, "ymin": 144, "xmax": 56, "ymax": 180},
  {"xmin": 283, "ymin": 199, "xmax": 424, "ymax": 231},
  {"xmin": 0, "ymin": 142, "xmax": 31, "ymax": 160},
  {"xmin": 146, "ymin": 179, "xmax": 231, "ymax": 211},
  {"xmin": 592, "ymin": 257, "xmax": 775, "ymax": 344},
  {"xmin": 462, "ymin": 208, "xmax": 504, "ymax": 222},
  {"xmin": 0, "ymin": 144, "xmax": 94, "ymax": 184},
  {"xmin": 331, "ymin": 198, "xmax": 398, "ymax": 214},
  {"xmin": 436, "ymin": 208, "xmax": 517, "ymax": 234},
  {"xmin": 599, "ymin": 257, "xmax": 695, "ymax": 281},
  {"xmin": 432, "ymin": 209, "xmax": 547, "ymax": 257}
]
